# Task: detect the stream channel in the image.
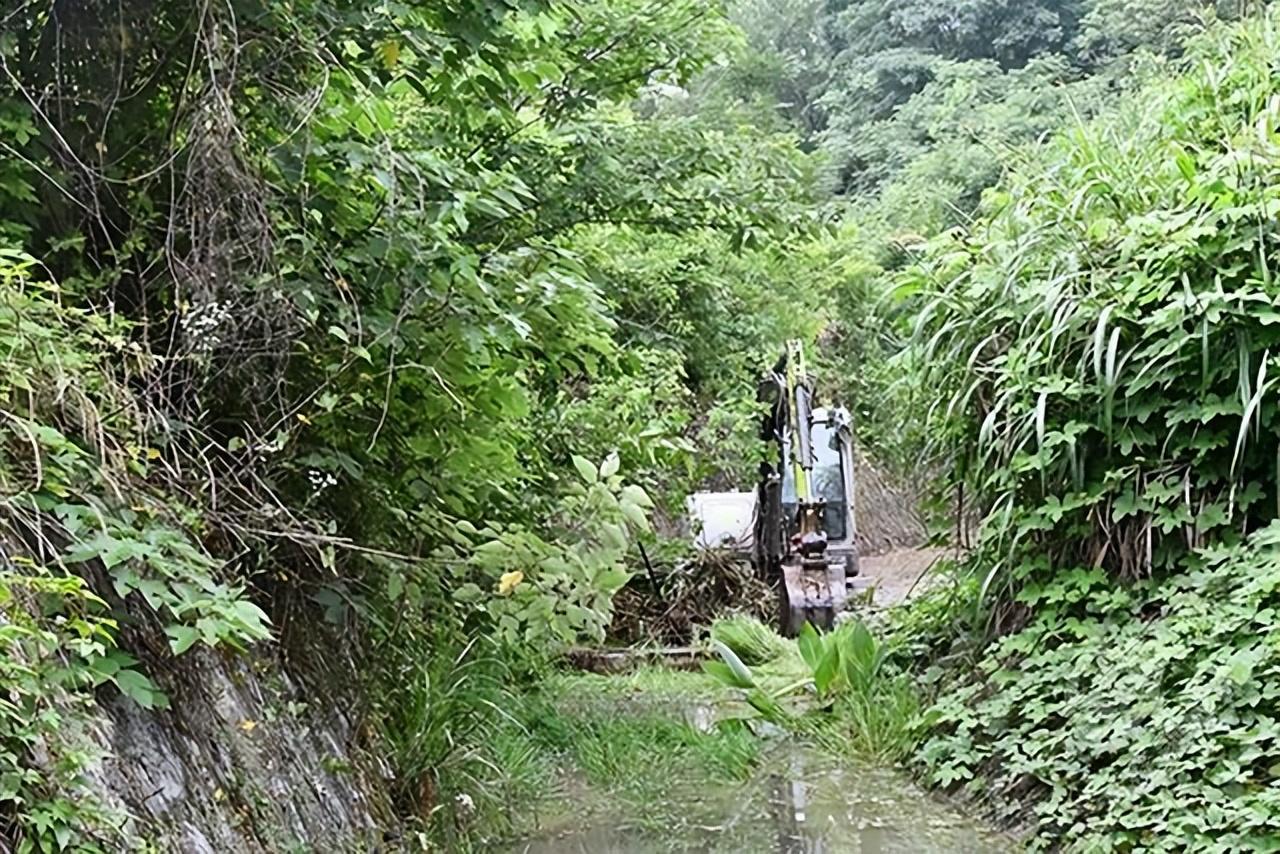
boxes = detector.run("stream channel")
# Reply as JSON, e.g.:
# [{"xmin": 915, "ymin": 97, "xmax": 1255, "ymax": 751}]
[{"xmin": 501, "ymin": 680, "xmax": 1014, "ymax": 854}]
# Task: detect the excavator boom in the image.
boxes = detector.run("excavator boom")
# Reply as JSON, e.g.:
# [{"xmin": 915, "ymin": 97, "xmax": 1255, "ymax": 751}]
[{"xmin": 755, "ymin": 341, "xmax": 859, "ymax": 635}]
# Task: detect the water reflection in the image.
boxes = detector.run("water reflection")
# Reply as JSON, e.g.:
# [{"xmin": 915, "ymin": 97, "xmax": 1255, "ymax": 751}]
[
  {"xmin": 769, "ymin": 771, "xmax": 808, "ymax": 853},
  {"xmin": 502, "ymin": 746, "xmax": 1015, "ymax": 854}
]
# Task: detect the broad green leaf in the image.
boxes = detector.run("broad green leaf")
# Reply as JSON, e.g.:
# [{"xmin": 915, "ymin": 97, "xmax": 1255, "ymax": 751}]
[
  {"xmin": 797, "ymin": 621, "xmax": 823, "ymax": 672},
  {"xmin": 600, "ymin": 453, "xmax": 620, "ymax": 479},
  {"xmin": 385, "ymin": 571, "xmax": 404, "ymax": 601},
  {"xmin": 621, "ymin": 484, "xmax": 655, "ymax": 508},
  {"xmin": 620, "ymin": 500, "xmax": 650, "ymax": 531},
  {"xmin": 166, "ymin": 625, "xmax": 200, "ymax": 655},
  {"xmin": 711, "ymin": 640, "xmax": 756, "ymax": 689},
  {"xmin": 571, "ymin": 454, "xmax": 598, "ymax": 484},
  {"xmin": 813, "ymin": 642, "xmax": 840, "ymax": 697},
  {"xmin": 114, "ymin": 668, "xmax": 168, "ymax": 710}
]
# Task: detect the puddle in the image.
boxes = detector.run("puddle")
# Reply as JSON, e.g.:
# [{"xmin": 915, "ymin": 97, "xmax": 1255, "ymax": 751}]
[{"xmin": 502, "ymin": 744, "xmax": 1014, "ymax": 853}]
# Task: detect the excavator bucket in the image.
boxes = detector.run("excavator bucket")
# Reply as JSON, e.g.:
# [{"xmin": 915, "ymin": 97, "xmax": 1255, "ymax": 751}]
[
  {"xmin": 777, "ymin": 504, "xmax": 849, "ymax": 636},
  {"xmin": 780, "ymin": 557, "xmax": 849, "ymax": 636}
]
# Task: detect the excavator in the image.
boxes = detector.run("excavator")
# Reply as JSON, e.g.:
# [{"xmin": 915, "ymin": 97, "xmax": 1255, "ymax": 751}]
[
  {"xmin": 754, "ymin": 340, "xmax": 860, "ymax": 635},
  {"xmin": 689, "ymin": 340, "xmax": 861, "ymax": 636}
]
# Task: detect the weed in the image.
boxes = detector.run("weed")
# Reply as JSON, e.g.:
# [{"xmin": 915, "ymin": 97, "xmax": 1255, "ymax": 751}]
[
  {"xmin": 903, "ymin": 10, "xmax": 1280, "ymax": 848},
  {"xmin": 919, "ymin": 526, "xmax": 1280, "ymax": 849},
  {"xmin": 709, "ymin": 615, "xmax": 793, "ymax": 666},
  {"xmin": 371, "ymin": 635, "xmax": 532, "ymax": 848},
  {"xmin": 319, "ymin": 756, "xmax": 352, "ymax": 775},
  {"xmin": 513, "ymin": 673, "xmax": 763, "ymax": 837},
  {"xmin": 703, "ymin": 618, "xmax": 922, "ymax": 760}
]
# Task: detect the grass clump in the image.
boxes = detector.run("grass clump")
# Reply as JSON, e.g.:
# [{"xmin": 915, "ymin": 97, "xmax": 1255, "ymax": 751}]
[
  {"xmin": 704, "ymin": 616, "xmax": 921, "ymax": 762},
  {"xmin": 513, "ymin": 668, "xmax": 764, "ymax": 836},
  {"xmin": 372, "ymin": 636, "xmax": 552, "ymax": 848},
  {"xmin": 564, "ymin": 714, "xmax": 760, "ymax": 792},
  {"xmin": 709, "ymin": 615, "xmax": 793, "ymax": 666},
  {"xmin": 819, "ymin": 676, "xmax": 920, "ymax": 763}
]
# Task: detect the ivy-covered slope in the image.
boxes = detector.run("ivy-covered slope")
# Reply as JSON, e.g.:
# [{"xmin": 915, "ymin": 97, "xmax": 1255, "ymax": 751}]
[
  {"xmin": 0, "ymin": 249, "xmax": 393, "ymax": 850},
  {"xmin": 922, "ymin": 535, "xmax": 1280, "ymax": 851},
  {"xmin": 903, "ymin": 12, "xmax": 1280, "ymax": 851}
]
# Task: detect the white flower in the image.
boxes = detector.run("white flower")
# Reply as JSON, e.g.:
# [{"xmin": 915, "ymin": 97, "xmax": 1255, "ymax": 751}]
[
  {"xmin": 180, "ymin": 299, "xmax": 234, "ymax": 354},
  {"xmin": 307, "ymin": 469, "xmax": 338, "ymax": 491}
]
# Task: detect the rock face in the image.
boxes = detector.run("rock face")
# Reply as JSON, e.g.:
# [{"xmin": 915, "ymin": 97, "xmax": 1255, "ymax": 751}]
[{"xmin": 81, "ymin": 645, "xmax": 395, "ymax": 852}]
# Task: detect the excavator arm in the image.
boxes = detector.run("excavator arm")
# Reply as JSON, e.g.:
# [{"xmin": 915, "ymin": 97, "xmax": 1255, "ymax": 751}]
[{"xmin": 753, "ymin": 340, "xmax": 856, "ymax": 635}]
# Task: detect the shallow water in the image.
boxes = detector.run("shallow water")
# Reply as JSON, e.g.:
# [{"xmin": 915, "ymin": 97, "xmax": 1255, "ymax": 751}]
[{"xmin": 503, "ymin": 744, "xmax": 1013, "ymax": 854}]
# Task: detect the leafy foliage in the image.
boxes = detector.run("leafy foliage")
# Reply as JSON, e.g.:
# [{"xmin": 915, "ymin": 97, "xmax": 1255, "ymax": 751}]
[
  {"xmin": 0, "ymin": 252, "xmax": 268, "ymax": 847},
  {"xmin": 908, "ymin": 11, "xmax": 1280, "ymax": 594},
  {"xmin": 0, "ymin": 569, "xmax": 120, "ymax": 853},
  {"xmin": 704, "ymin": 617, "xmax": 920, "ymax": 760},
  {"xmin": 894, "ymin": 9, "xmax": 1280, "ymax": 849},
  {"xmin": 0, "ymin": 0, "xmax": 791, "ymax": 843},
  {"xmin": 818, "ymin": 0, "xmax": 1242, "ymax": 198},
  {"xmin": 919, "ymin": 527, "xmax": 1280, "ymax": 851},
  {"xmin": 6, "ymin": 0, "xmax": 1275, "ymax": 847},
  {"xmin": 446, "ymin": 456, "xmax": 653, "ymax": 646}
]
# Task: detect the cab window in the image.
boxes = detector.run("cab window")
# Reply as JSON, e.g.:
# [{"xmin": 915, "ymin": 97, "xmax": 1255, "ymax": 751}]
[{"xmin": 780, "ymin": 420, "xmax": 848, "ymax": 541}]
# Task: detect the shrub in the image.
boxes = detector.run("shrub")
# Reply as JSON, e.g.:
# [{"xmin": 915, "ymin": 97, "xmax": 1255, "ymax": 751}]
[
  {"xmin": 908, "ymin": 11, "xmax": 1280, "ymax": 598},
  {"xmin": 919, "ymin": 526, "xmax": 1280, "ymax": 851},
  {"xmin": 904, "ymin": 10, "xmax": 1280, "ymax": 849}
]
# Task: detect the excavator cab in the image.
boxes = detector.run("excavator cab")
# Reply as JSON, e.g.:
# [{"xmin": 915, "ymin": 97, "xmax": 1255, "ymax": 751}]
[
  {"xmin": 780, "ymin": 407, "xmax": 859, "ymax": 576},
  {"xmin": 753, "ymin": 341, "xmax": 860, "ymax": 635}
]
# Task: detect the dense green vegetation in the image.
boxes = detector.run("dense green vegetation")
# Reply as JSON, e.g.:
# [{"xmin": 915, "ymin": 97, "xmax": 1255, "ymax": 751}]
[
  {"xmin": 903, "ymin": 13, "xmax": 1280, "ymax": 850},
  {"xmin": 0, "ymin": 1, "xmax": 834, "ymax": 849},
  {"xmin": 4, "ymin": 0, "xmax": 1280, "ymax": 851}
]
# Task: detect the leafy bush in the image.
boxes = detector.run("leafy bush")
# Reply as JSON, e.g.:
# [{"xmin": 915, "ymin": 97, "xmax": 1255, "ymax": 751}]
[
  {"xmin": 908, "ymin": 11, "xmax": 1280, "ymax": 597},
  {"xmin": 883, "ymin": 564, "xmax": 984, "ymax": 670},
  {"xmin": 919, "ymin": 526, "xmax": 1280, "ymax": 851},
  {"xmin": 0, "ymin": 569, "xmax": 121, "ymax": 853},
  {"xmin": 0, "ymin": 255, "xmax": 269, "ymax": 655},
  {"xmin": 901, "ymin": 10, "xmax": 1280, "ymax": 849},
  {"xmin": 537, "ymin": 348, "xmax": 699, "ymax": 509},
  {"xmin": 445, "ymin": 455, "xmax": 654, "ymax": 647}
]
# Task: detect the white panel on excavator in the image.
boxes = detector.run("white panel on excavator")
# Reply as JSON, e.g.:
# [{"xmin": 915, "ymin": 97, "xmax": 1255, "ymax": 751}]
[{"xmin": 686, "ymin": 491, "xmax": 756, "ymax": 551}]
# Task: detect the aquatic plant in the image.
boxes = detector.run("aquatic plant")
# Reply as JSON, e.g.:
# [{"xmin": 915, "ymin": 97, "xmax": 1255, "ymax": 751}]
[{"xmin": 703, "ymin": 619, "xmax": 921, "ymax": 760}]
